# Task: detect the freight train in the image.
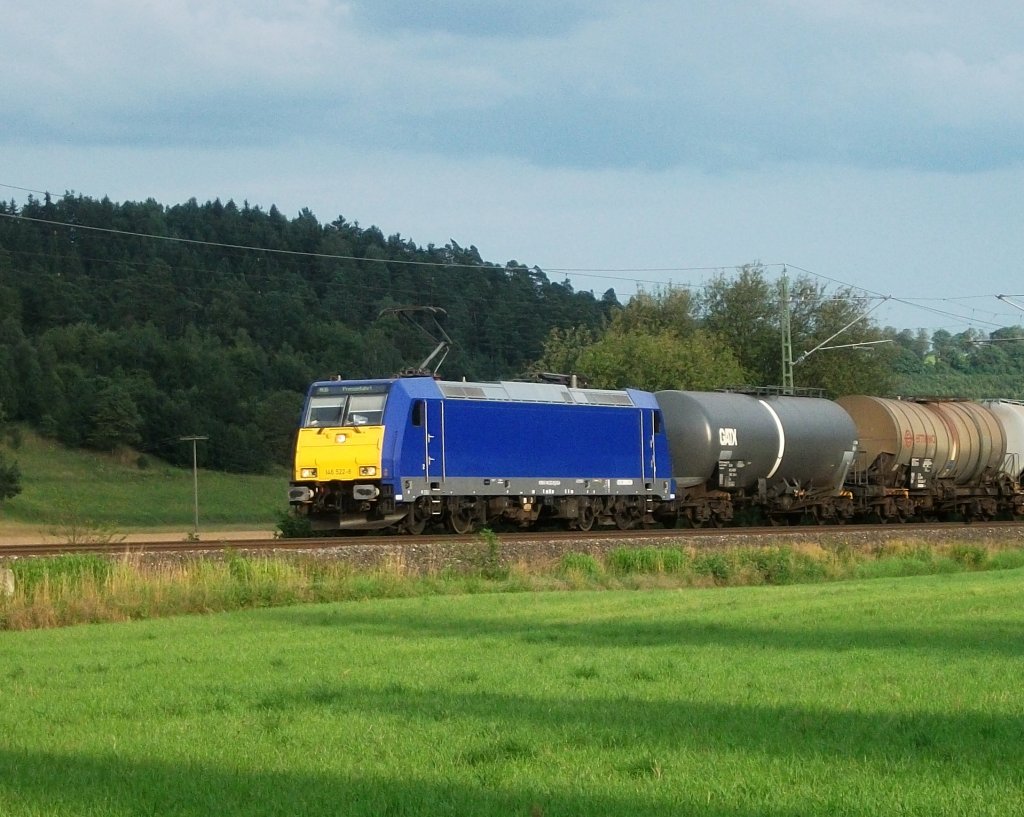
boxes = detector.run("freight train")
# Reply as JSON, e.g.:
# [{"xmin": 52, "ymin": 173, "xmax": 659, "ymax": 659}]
[{"xmin": 286, "ymin": 375, "xmax": 1024, "ymax": 533}]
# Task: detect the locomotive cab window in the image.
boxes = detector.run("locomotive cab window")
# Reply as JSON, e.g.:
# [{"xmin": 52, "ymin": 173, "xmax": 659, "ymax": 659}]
[
  {"xmin": 303, "ymin": 389, "xmax": 388, "ymax": 427},
  {"xmin": 305, "ymin": 396, "xmax": 344, "ymax": 427},
  {"xmin": 343, "ymin": 393, "xmax": 386, "ymax": 426}
]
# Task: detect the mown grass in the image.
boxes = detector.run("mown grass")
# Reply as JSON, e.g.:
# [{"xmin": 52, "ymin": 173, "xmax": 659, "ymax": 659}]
[
  {"xmin": 1, "ymin": 568, "xmax": 1023, "ymax": 816},
  {"xmin": 0, "ymin": 428, "xmax": 285, "ymax": 533},
  {"xmin": 4, "ymin": 538, "xmax": 1024, "ymax": 631}
]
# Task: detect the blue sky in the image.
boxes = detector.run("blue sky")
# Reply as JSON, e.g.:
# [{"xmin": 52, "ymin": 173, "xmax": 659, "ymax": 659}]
[{"xmin": 3, "ymin": 0, "xmax": 1023, "ymax": 332}]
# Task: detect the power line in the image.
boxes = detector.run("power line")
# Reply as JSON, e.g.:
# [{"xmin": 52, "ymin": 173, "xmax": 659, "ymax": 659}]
[
  {"xmin": 0, "ymin": 183, "xmax": 49, "ymax": 197},
  {"xmin": 783, "ymin": 263, "xmax": 1012, "ymax": 331},
  {"xmin": 0, "ymin": 211, "xmax": 502, "ymax": 271},
  {"xmin": 0, "ymin": 208, "xmax": 713, "ymax": 291},
  {"xmin": 1, "ymin": 185, "xmax": 1019, "ymax": 333}
]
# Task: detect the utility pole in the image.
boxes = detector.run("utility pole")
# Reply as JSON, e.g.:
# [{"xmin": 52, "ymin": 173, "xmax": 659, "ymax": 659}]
[
  {"xmin": 180, "ymin": 435, "xmax": 208, "ymax": 539},
  {"xmin": 780, "ymin": 268, "xmax": 890, "ymax": 393},
  {"xmin": 780, "ymin": 269, "xmax": 794, "ymax": 395}
]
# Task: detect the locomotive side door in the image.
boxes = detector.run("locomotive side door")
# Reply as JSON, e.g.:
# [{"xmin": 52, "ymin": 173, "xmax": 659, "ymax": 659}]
[
  {"xmin": 641, "ymin": 408, "xmax": 658, "ymax": 482},
  {"xmin": 425, "ymin": 399, "xmax": 445, "ymax": 487},
  {"xmin": 406, "ymin": 398, "xmax": 444, "ymax": 490}
]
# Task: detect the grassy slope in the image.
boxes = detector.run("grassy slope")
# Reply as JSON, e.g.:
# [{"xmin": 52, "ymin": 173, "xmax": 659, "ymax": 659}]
[
  {"xmin": 2, "ymin": 569, "xmax": 1023, "ymax": 816},
  {"xmin": 0, "ymin": 430, "xmax": 286, "ymax": 534}
]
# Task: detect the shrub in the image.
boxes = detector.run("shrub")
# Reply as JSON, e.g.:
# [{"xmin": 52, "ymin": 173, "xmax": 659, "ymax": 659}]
[
  {"xmin": 11, "ymin": 554, "xmax": 113, "ymax": 593},
  {"xmin": 692, "ymin": 552, "xmax": 732, "ymax": 584},
  {"xmin": 606, "ymin": 547, "xmax": 687, "ymax": 575},
  {"xmin": 739, "ymin": 547, "xmax": 792, "ymax": 584},
  {"xmin": 477, "ymin": 528, "xmax": 508, "ymax": 581},
  {"xmin": 949, "ymin": 544, "xmax": 987, "ymax": 568},
  {"xmin": 559, "ymin": 552, "xmax": 602, "ymax": 578},
  {"xmin": 276, "ymin": 511, "xmax": 313, "ymax": 539}
]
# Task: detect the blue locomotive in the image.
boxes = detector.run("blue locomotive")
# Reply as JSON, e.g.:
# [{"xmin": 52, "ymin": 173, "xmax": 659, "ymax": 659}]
[{"xmin": 287, "ymin": 376, "xmax": 675, "ymax": 533}]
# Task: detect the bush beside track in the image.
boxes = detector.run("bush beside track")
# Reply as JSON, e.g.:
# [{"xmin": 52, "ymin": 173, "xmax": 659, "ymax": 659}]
[{"xmin": 3, "ymin": 527, "xmax": 1024, "ymax": 630}]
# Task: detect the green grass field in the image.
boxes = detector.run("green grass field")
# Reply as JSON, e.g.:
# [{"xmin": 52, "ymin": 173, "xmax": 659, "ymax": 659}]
[
  {"xmin": 0, "ymin": 430, "xmax": 285, "ymax": 535},
  {"xmin": 2, "ymin": 568, "xmax": 1023, "ymax": 816}
]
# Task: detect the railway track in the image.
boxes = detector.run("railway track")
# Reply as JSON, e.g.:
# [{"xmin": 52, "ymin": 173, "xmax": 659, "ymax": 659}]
[{"xmin": 2, "ymin": 521, "xmax": 1023, "ymax": 559}]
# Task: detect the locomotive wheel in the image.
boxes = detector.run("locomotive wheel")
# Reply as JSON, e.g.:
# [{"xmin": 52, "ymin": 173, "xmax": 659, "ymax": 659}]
[
  {"xmin": 576, "ymin": 502, "xmax": 596, "ymax": 532},
  {"xmin": 402, "ymin": 515, "xmax": 427, "ymax": 535},
  {"xmin": 401, "ymin": 501, "xmax": 430, "ymax": 535},
  {"xmin": 446, "ymin": 498, "xmax": 479, "ymax": 535},
  {"xmin": 613, "ymin": 501, "xmax": 638, "ymax": 531}
]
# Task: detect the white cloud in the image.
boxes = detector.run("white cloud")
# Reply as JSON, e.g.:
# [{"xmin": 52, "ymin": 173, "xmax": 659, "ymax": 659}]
[
  {"xmin": 4, "ymin": 1, "xmax": 1023, "ymax": 172},
  {"xmin": 899, "ymin": 50, "xmax": 1024, "ymax": 127}
]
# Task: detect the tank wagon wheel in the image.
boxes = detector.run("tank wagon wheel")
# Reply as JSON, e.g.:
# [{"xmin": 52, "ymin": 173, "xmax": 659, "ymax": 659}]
[{"xmin": 809, "ymin": 507, "xmax": 832, "ymax": 526}]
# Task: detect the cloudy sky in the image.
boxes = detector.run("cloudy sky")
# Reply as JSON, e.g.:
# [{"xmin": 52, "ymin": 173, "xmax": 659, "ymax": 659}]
[{"xmin": 3, "ymin": 0, "xmax": 1023, "ymax": 333}]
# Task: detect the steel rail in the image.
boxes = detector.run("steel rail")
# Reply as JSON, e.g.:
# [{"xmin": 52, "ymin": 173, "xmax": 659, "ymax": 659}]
[{"xmin": 2, "ymin": 521, "xmax": 1023, "ymax": 559}]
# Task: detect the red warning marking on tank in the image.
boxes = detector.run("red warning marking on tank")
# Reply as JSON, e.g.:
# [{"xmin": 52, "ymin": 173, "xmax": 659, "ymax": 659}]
[{"xmin": 903, "ymin": 429, "xmax": 914, "ymax": 447}]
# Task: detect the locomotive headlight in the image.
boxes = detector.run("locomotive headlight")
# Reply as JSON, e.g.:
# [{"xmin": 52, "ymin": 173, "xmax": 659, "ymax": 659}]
[
  {"xmin": 300, "ymin": 467, "xmax": 318, "ymax": 479},
  {"xmin": 359, "ymin": 466, "xmax": 377, "ymax": 476},
  {"xmin": 335, "ymin": 433, "xmax": 347, "ymax": 443}
]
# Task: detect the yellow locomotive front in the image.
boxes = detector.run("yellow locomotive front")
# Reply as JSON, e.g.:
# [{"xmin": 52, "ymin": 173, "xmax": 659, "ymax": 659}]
[{"xmin": 288, "ymin": 381, "xmax": 394, "ymax": 530}]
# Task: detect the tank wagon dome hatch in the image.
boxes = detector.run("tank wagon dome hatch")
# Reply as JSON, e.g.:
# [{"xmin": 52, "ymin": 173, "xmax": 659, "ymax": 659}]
[{"xmin": 655, "ymin": 390, "xmax": 858, "ymax": 491}]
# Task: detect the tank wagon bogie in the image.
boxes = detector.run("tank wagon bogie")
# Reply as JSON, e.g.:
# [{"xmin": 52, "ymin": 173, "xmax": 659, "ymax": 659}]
[{"xmin": 289, "ymin": 376, "xmax": 675, "ymax": 534}]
